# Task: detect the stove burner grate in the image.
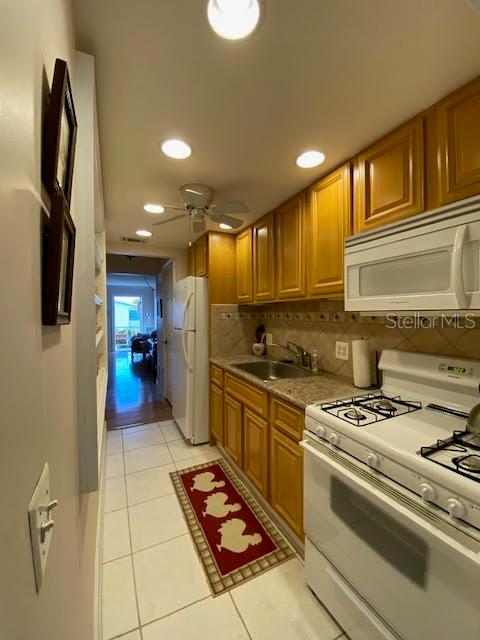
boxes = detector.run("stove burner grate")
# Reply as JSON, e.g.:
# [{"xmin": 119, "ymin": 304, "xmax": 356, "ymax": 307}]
[
  {"xmin": 420, "ymin": 430, "xmax": 480, "ymax": 483},
  {"xmin": 321, "ymin": 391, "xmax": 422, "ymax": 426},
  {"xmin": 454, "ymin": 455, "xmax": 480, "ymax": 473}
]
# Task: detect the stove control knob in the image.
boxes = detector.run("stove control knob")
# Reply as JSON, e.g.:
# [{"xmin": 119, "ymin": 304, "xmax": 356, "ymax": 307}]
[
  {"xmin": 419, "ymin": 483, "xmax": 436, "ymax": 502},
  {"xmin": 366, "ymin": 453, "xmax": 380, "ymax": 469},
  {"xmin": 447, "ymin": 498, "xmax": 466, "ymax": 519},
  {"xmin": 315, "ymin": 425, "xmax": 326, "ymax": 438},
  {"xmin": 328, "ymin": 433, "xmax": 339, "ymax": 447}
]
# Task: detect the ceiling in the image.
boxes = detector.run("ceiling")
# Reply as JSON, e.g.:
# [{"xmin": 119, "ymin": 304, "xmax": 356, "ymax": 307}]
[{"xmin": 74, "ymin": 0, "xmax": 480, "ymax": 250}]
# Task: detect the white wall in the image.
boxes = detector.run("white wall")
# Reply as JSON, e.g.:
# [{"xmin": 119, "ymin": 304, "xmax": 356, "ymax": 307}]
[{"xmin": 0, "ymin": 1, "xmax": 99, "ymax": 638}]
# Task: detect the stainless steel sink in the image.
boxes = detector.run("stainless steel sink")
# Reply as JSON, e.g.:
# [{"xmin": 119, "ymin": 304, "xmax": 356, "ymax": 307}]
[{"xmin": 234, "ymin": 360, "xmax": 313, "ymax": 381}]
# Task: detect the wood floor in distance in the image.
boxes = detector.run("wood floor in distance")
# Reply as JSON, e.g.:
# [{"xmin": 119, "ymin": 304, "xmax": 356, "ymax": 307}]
[{"xmin": 106, "ymin": 351, "xmax": 172, "ymax": 430}]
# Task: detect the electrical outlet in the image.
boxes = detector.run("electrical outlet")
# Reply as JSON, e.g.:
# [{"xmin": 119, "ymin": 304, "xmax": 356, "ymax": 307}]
[
  {"xmin": 336, "ymin": 341, "xmax": 349, "ymax": 360},
  {"xmin": 265, "ymin": 333, "xmax": 273, "ymax": 346}
]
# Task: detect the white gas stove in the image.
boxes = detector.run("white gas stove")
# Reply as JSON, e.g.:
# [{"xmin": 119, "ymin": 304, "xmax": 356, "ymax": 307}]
[
  {"xmin": 303, "ymin": 349, "xmax": 480, "ymax": 640},
  {"xmin": 305, "ymin": 350, "xmax": 480, "ymax": 529}
]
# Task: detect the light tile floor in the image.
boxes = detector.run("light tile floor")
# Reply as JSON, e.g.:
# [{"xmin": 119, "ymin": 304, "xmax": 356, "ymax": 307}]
[{"xmin": 102, "ymin": 420, "xmax": 346, "ymax": 640}]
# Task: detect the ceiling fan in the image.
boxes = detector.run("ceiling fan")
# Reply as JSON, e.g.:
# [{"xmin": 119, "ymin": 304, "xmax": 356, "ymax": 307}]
[{"xmin": 152, "ymin": 183, "xmax": 249, "ymax": 234}]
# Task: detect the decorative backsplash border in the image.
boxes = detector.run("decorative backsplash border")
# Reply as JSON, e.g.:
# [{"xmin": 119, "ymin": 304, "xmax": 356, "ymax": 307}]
[{"xmin": 211, "ymin": 301, "xmax": 480, "ymax": 381}]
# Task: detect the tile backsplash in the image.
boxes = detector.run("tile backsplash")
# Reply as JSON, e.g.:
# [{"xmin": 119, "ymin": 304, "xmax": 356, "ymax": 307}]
[{"xmin": 211, "ymin": 301, "xmax": 480, "ymax": 382}]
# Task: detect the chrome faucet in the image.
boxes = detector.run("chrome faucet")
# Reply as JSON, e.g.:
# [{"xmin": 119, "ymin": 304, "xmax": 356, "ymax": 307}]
[{"xmin": 270, "ymin": 340, "xmax": 311, "ymax": 368}]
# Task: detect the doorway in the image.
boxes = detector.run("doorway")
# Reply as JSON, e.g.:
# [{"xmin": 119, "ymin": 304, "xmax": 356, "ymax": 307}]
[
  {"xmin": 113, "ymin": 295, "xmax": 142, "ymax": 351},
  {"xmin": 104, "ymin": 261, "xmax": 172, "ymax": 430}
]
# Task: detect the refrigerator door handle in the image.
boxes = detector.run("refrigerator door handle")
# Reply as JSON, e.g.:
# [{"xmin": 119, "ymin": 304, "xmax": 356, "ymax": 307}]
[{"xmin": 181, "ymin": 293, "xmax": 194, "ymax": 371}]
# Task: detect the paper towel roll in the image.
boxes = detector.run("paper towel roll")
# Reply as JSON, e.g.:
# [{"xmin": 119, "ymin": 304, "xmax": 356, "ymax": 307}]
[{"xmin": 352, "ymin": 339, "xmax": 371, "ymax": 388}]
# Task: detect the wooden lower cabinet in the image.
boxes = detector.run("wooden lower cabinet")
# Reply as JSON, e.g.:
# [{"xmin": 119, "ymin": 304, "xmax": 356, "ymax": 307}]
[
  {"xmin": 243, "ymin": 407, "xmax": 269, "ymax": 497},
  {"xmin": 210, "ymin": 383, "xmax": 224, "ymax": 445},
  {"xmin": 270, "ymin": 427, "xmax": 304, "ymax": 539},
  {"xmin": 223, "ymin": 393, "xmax": 243, "ymax": 466}
]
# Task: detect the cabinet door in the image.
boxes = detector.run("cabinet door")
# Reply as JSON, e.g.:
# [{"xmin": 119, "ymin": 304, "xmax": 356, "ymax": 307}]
[
  {"xmin": 437, "ymin": 78, "xmax": 480, "ymax": 205},
  {"xmin": 275, "ymin": 193, "xmax": 307, "ymax": 299},
  {"xmin": 253, "ymin": 213, "xmax": 275, "ymax": 301},
  {"xmin": 223, "ymin": 394, "xmax": 243, "ymax": 466},
  {"xmin": 354, "ymin": 118, "xmax": 424, "ymax": 233},
  {"xmin": 243, "ymin": 408, "xmax": 269, "ymax": 497},
  {"xmin": 195, "ymin": 235, "xmax": 208, "ymax": 277},
  {"xmin": 210, "ymin": 383, "xmax": 224, "ymax": 445},
  {"xmin": 270, "ymin": 427, "xmax": 303, "ymax": 539},
  {"xmin": 236, "ymin": 228, "xmax": 253, "ymax": 303},
  {"xmin": 308, "ymin": 164, "xmax": 352, "ymax": 297}
]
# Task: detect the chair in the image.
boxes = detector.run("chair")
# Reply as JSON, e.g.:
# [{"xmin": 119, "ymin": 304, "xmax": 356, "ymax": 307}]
[{"xmin": 130, "ymin": 334, "xmax": 151, "ymax": 362}]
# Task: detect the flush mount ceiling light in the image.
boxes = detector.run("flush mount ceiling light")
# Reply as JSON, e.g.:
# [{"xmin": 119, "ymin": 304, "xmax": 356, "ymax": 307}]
[
  {"xmin": 219, "ymin": 222, "xmax": 233, "ymax": 230},
  {"xmin": 296, "ymin": 150, "xmax": 326, "ymax": 169},
  {"xmin": 207, "ymin": 0, "xmax": 261, "ymax": 40},
  {"xmin": 161, "ymin": 139, "xmax": 192, "ymax": 160},
  {"xmin": 144, "ymin": 203, "xmax": 165, "ymax": 214},
  {"xmin": 136, "ymin": 229, "xmax": 152, "ymax": 237}
]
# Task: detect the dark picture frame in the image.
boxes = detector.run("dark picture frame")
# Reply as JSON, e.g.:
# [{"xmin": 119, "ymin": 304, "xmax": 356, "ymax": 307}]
[
  {"xmin": 43, "ymin": 192, "xmax": 76, "ymax": 325},
  {"xmin": 42, "ymin": 58, "xmax": 77, "ymax": 205}
]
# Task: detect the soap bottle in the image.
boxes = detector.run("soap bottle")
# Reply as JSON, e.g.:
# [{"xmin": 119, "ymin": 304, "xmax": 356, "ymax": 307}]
[{"xmin": 311, "ymin": 349, "xmax": 319, "ymax": 373}]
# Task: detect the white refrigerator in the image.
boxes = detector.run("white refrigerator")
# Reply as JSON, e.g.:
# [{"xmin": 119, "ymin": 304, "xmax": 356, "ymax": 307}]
[{"xmin": 172, "ymin": 276, "xmax": 209, "ymax": 444}]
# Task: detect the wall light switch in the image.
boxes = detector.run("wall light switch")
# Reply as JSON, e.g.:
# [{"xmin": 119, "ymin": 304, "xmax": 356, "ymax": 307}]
[
  {"xmin": 28, "ymin": 463, "xmax": 58, "ymax": 592},
  {"xmin": 336, "ymin": 341, "xmax": 349, "ymax": 361},
  {"xmin": 265, "ymin": 333, "xmax": 273, "ymax": 346}
]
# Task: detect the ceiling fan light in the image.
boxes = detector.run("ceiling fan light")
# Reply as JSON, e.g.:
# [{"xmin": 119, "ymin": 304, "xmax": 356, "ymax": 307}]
[
  {"xmin": 161, "ymin": 139, "xmax": 192, "ymax": 159},
  {"xmin": 296, "ymin": 150, "xmax": 326, "ymax": 169},
  {"xmin": 136, "ymin": 229, "xmax": 152, "ymax": 237},
  {"xmin": 219, "ymin": 222, "xmax": 233, "ymax": 230},
  {"xmin": 207, "ymin": 0, "xmax": 260, "ymax": 40},
  {"xmin": 144, "ymin": 203, "xmax": 165, "ymax": 214}
]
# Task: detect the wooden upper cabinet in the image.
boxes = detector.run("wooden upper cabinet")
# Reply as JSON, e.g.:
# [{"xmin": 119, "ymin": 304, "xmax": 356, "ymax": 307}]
[
  {"xmin": 236, "ymin": 228, "xmax": 253, "ymax": 303},
  {"xmin": 253, "ymin": 212, "xmax": 275, "ymax": 301},
  {"xmin": 275, "ymin": 193, "xmax": 307, "ymax": 299},
  {"xmin": 195, "ymin": 234, "xmax": 208, "ymax": 276},
  {"xmin": 436, "ymin": 77, "xmax": 480, "ymax": 206},
  {"xmin": 308, "ymin": 164, "xmax": 352, "ymax": 297},
  {"xmin": 354, "ymin": 118, "xmax": 425, "ymax": 233}
]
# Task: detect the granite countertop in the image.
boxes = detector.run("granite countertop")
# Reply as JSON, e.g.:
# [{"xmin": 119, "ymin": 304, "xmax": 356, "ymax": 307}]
[{"xmin": 210, "ymin": 354, "xmax": 366, "ymax": 410}]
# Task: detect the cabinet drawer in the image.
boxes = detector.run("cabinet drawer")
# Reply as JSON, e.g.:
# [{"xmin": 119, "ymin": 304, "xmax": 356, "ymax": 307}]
[
  {"xmin": 224, "ymin": 373, "xmax": 269, "ymax": 418},
  {"xmin": 210, "ymin": 364, "xmax": 224, "ymax": 388},
  {"xmin": 270, "ymin": 396, "xmax": 304, "ymax": 441}
]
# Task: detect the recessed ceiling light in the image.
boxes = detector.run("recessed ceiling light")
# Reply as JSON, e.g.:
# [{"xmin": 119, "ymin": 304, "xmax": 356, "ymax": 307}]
[
  {"xmin": 144, "ymin": 203, "xmax": 165, "ymax": 214},
  {"xmin": 136, "ymin": 229, "xmax": 152, "ymax": 237},
  {"xmin": 296, "ymin": 150, "xmax": 326, "ymax": 169},
  {"xmin": 207, "ymin": 0, "xmax": 261, "ymax": 40},
  {"xmin": 219, "ymin": 222, "xmax": 233, "ymax": 230},
  {"xmin": 161, "ymin": 139, "xmax": 192, "ymax": 159}
]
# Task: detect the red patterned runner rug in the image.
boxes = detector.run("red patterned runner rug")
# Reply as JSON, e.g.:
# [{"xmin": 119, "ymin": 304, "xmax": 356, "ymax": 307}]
[{"xmin": 170, "ymin": 458, "xmax": 295, "ymax": 595}]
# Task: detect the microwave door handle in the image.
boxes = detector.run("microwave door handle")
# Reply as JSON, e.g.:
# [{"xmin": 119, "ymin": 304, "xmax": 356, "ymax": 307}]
[
  {"xmin": 452, "ymin": 224, "xmax": 470, "ymax": 309},
  {"xmin": 300, "ymin": 440, "xmax": 480, "ymax": 568}
]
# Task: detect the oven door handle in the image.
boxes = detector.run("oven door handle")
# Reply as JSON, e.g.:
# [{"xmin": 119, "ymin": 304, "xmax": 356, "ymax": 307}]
[{"xmin": 300, "ymin": 440, "xmax": 480, "ymax": 567}]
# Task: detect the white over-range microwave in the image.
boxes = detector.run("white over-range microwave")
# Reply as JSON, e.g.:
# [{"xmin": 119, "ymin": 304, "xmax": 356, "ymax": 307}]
[{"xmin": 344, "ymin": 194, "xmax": 480, "ymax": 312}]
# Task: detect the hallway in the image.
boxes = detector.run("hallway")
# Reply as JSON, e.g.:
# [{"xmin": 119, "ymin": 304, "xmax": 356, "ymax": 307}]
[{"xmin": 106, "ymin": 352, "xmax": 171, "ymax": 430}]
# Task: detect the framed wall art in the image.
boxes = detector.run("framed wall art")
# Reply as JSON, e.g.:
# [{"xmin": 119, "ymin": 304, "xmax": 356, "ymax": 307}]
[
  {"xmin": 43, "ymin": 192, "xmax": 76, "ymax": 325},
  {"xmin": 42, "ymin": 58, "xmax": 78, "ymax": 205}
]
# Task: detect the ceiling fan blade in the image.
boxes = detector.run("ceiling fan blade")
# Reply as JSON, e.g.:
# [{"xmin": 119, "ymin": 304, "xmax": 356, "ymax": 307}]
[
  {"xmin": 209, "ymin": 212, "xmax": 243, "ymax": 229},
  {"xmin": 212, "ymin": 201, "xmax": 249, "ymax": 215},
  {"xmin": 152, "ymin": 214, "xmax": 186, "ymax": 227},
  {"xmin": 192, "ymin": 218, "xmax": 206, "ymax": 234},
  {"xmin": 161, "ymin": 204, "xmax": 185, "ymax": 211}
]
